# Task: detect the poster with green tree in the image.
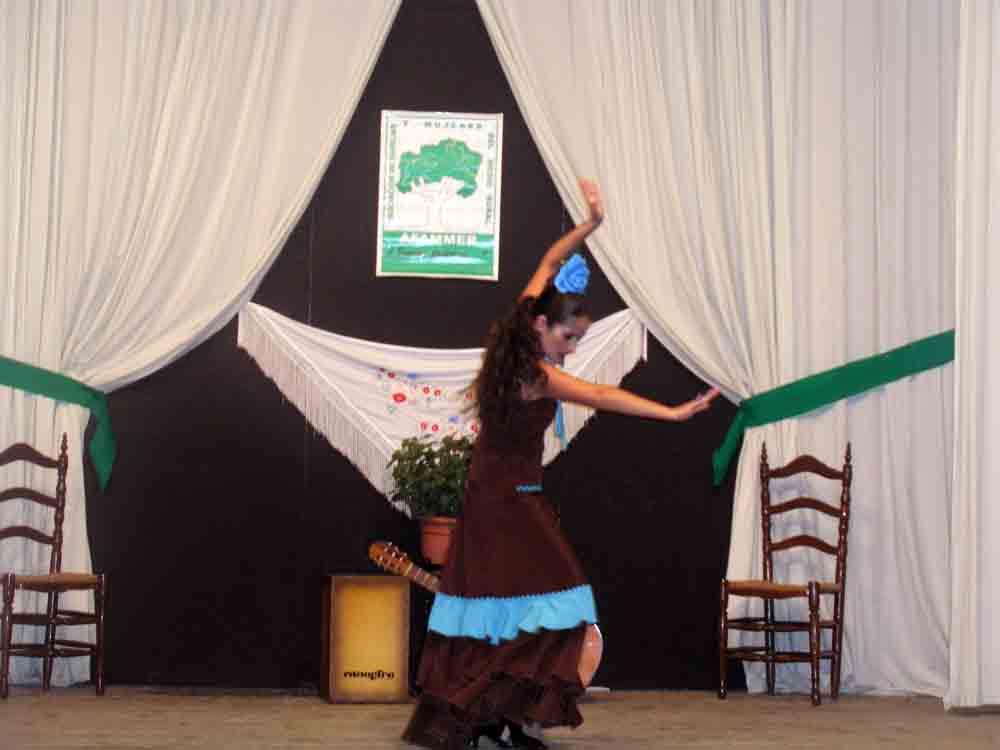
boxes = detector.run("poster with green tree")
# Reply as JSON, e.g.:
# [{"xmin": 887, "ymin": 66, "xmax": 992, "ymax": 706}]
[{"xmin": 377, "ymin": 111, "xmax": 502, "ymax": 280}]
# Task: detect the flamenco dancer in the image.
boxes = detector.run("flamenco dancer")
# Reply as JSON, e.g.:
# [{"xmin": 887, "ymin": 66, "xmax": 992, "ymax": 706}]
[{"xmin": 402, "ymin": 180, "xmax": 720, "ymax": 749}]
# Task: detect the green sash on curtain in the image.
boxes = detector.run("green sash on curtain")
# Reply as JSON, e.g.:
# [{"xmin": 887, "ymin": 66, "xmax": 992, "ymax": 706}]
[
  {"xmin": 0, "ymin": 355, "xmax": 116, "ymax": 490},
  {"xmin": 712, "ymin": 330, "xmax": 955, "ymax": 485}
]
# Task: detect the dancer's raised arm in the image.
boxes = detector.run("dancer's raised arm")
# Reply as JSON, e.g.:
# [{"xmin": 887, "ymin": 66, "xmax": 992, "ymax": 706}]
[{"xmin": 520, "ymin": 179, "xmax": 604, "ymax": 301}]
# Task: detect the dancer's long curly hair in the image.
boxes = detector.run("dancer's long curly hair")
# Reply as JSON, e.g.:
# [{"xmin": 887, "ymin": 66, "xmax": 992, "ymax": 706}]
[{"xmin": 472, "ymin": 285, "xmax": 587, "ymax": 436}]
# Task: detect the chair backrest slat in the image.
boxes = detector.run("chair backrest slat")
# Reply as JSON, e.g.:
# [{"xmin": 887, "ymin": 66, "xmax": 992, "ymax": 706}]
[
  {"xmin": 0, "ymin": 526, "xmax": 55, "ymax": 546},
  {"xmin": 770, "ymin": 496, "xmax": 840, "ymax": 518},
  {"xmin": 768, "ymin": 454, "xmax": 845, "ymax": 481},
  {"xmin": 771, "ymin": 534, "xmax": 838, "ymax": 556},
  {"xmin": 0, "ymin": 487, "xmax": 60, "ymax": 509}
]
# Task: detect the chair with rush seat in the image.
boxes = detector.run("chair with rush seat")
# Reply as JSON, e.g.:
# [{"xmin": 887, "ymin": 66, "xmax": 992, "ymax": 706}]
[
  {"xmin": 718, "ymin": 442, "xmax": 852, "ymax": 705},
  {"xmin": 0, "ymin": 434, "xmax": 106, "ymax": 698}
]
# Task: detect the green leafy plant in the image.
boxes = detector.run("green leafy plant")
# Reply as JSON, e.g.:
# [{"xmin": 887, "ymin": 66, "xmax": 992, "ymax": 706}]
[{"xmin": 387, "ymin": 434, "xmax": 475, "ymax": 518}]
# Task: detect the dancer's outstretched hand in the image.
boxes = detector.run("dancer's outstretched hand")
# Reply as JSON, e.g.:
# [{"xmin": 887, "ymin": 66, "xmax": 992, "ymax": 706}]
[
  {"xmin": 674, "ymin": 387, "xmax": 721, "ymax": 421},
  {"xmin": 579, "ymin": 178, "xmax": 604, "ymax": 225}
]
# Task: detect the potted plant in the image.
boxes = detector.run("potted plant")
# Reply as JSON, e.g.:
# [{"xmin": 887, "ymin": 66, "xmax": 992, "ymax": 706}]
[{"xmin": 387, "ymin": 433, "xmax": 475, "ymax": 565}]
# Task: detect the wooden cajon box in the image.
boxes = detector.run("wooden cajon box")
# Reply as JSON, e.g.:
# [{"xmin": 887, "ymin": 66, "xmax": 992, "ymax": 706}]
[{"xmin": 320, "ymin": 575, "xmax": 410, "ymax": 703}]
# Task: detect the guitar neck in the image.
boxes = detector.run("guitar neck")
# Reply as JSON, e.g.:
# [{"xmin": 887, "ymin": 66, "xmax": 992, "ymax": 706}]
[
  {"xmin": 369, "ymin": 541, "xmax": 443, "ymax": 593},
  {"xmin": 401, "ymin": 561, "xmax": 441, "ymax": 593}
]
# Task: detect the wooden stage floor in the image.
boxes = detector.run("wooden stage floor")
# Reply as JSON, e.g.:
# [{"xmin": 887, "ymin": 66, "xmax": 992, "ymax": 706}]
[{"xmin": 1, "ymin": 685, "xmax": 997, "ymax": 749}]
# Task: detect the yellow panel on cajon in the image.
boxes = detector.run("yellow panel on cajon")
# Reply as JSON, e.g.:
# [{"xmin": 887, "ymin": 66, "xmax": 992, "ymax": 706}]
[{"xmin": 320, "ymin": 575, "xmax": 410, "ymax": 703}]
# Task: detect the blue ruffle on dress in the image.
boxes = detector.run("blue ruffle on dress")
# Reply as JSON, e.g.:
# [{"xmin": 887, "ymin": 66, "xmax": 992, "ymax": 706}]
[{"xmin": 428, "ymin": 584, "xmax": 597, "ymax": 645}]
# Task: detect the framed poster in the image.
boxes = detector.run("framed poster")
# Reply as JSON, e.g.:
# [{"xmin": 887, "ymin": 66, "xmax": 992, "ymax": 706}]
[{"xmin": 376, "ymin": 110, "xmax": 502, "ymax": 280}]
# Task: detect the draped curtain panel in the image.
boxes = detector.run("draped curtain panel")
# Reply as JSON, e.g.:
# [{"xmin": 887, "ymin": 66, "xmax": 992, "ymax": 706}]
[
  {"xmin": 947, "ymin": 0, "xmax": 1000, "ymax": 710},
  {"xmin": 477, "ymin": 0, "xmax": 956, "ymax": 696},
  {"xmin": 0, "ymin": 0, "xmax": 399, "ymax": 686},
  {"xmin": 734, "ymin": 0, "xmax": 956, "ymax": 697}
]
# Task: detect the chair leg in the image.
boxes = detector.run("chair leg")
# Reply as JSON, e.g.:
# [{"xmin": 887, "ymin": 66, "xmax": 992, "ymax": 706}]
[
  {"xmin": 764, "ymin": 599, "xmax": 775, "ymax": 695},
  {"xmin": 718, "ymin": 581, "xmax": 728, "ymax": 699},
  {"xmin": 831, "ymin": 594, "xmax": 844, "ymax": 700},
  {"xmin": 1, "ymin": 574, "xmax": 14, "ymax": 700},
  {"xmin": 808, "ymin": 583, "xmax": 821, "ymax": 706},
  {"xmin": 829, "ymin": 622, "xmax": 840, "ymax": 700},
  {"xmin": 42, "ymin": 590, "xmax": 58, "ymax": 691},
  {"xmin": 94, "ymin": 576, "xmax": 106, "ymax": 695}
]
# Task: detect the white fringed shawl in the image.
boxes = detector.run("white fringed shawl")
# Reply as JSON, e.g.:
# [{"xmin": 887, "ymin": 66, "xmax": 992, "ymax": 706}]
[{"xmin": 237, "ymin": 303, "xmax": 646, "ymax": 512}]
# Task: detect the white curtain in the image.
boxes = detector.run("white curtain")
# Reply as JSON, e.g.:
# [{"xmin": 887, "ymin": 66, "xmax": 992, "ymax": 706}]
[
  {"xmin": 478, "ymin": 0, "xmax": 956, "ymax": 696},
  {"xmin": 0, "ymin": 0, "xmax": 399, "ymax": 686},
  {"xmin": 478, "ymin": 0, "xmax": 772, "ymax": 402},
  {"xmin": 947, "ymin": 0, "xmax": 1000, "ymax": 710}
]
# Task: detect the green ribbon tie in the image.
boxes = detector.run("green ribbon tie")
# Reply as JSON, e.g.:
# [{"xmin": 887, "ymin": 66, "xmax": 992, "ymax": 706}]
[
  {"xmin": 0, "ymin": 355, "xmax": 116, "ymax": 491},
  {"xmin": 712, "ymin": 330, "xmax": 955, "ymax": 485}
]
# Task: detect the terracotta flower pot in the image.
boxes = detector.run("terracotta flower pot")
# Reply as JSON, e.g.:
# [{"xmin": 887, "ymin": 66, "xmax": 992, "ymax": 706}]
[{"xmin": 420, "ymin": 516, "xmax": 457, "ymax": 566}]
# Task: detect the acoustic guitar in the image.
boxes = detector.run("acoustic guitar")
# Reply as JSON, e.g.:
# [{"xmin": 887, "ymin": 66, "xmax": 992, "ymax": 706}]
[{"xmin": 368, "ymin": 540, "xmax": 603, "ymax": 687}]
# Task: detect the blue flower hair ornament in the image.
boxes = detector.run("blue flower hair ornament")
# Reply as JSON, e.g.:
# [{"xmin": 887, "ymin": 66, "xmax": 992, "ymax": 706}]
[{"xmin": 554, "ymin": 253, "xmax": 590, "ymax": 295}]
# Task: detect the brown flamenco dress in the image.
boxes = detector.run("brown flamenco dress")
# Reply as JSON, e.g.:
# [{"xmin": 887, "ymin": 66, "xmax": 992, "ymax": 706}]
[{"xmin": 403, "ymin": 398, "xmax": 598, "ymax": 749}]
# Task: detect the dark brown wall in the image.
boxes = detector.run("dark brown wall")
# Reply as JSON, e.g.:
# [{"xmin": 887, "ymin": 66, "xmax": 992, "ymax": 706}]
[{"xmin": 86, "ymin": 0, "xmax": 742, "ymax": 691}]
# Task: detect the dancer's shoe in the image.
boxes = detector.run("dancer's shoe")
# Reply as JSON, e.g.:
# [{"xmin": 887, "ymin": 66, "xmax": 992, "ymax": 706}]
[
  {"xmin": 469, "ymin": 721, "xmax": 511, "ymax": 749},
  {"xmin": 506, "ymin": 723, "xmax": 546, "ymax": 750}
]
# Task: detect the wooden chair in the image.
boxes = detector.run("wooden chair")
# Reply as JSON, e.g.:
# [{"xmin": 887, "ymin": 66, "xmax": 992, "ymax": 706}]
[
  {"xmin": 0, "ymin": 434, "xmax": 106, "ymax": 698},
  {"xmin": 718, "ymin": 442, "xmax": 852, "ymax": 705}
]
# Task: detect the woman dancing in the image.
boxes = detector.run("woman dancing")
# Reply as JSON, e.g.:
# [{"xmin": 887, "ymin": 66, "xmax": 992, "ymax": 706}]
[{"xmin": 403, "ymin": 180, "xmax": 720, "ymax": 749}]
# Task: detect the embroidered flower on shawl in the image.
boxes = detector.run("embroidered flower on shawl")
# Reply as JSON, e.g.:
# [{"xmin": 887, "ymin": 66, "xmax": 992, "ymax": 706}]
[
  {"xmin": 554, "ymin": 253, "xmax": 590, "ymax": 294},
  {"xmin": 377, "ymin": 367, "xmax": 480, "ymax": 439}
]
